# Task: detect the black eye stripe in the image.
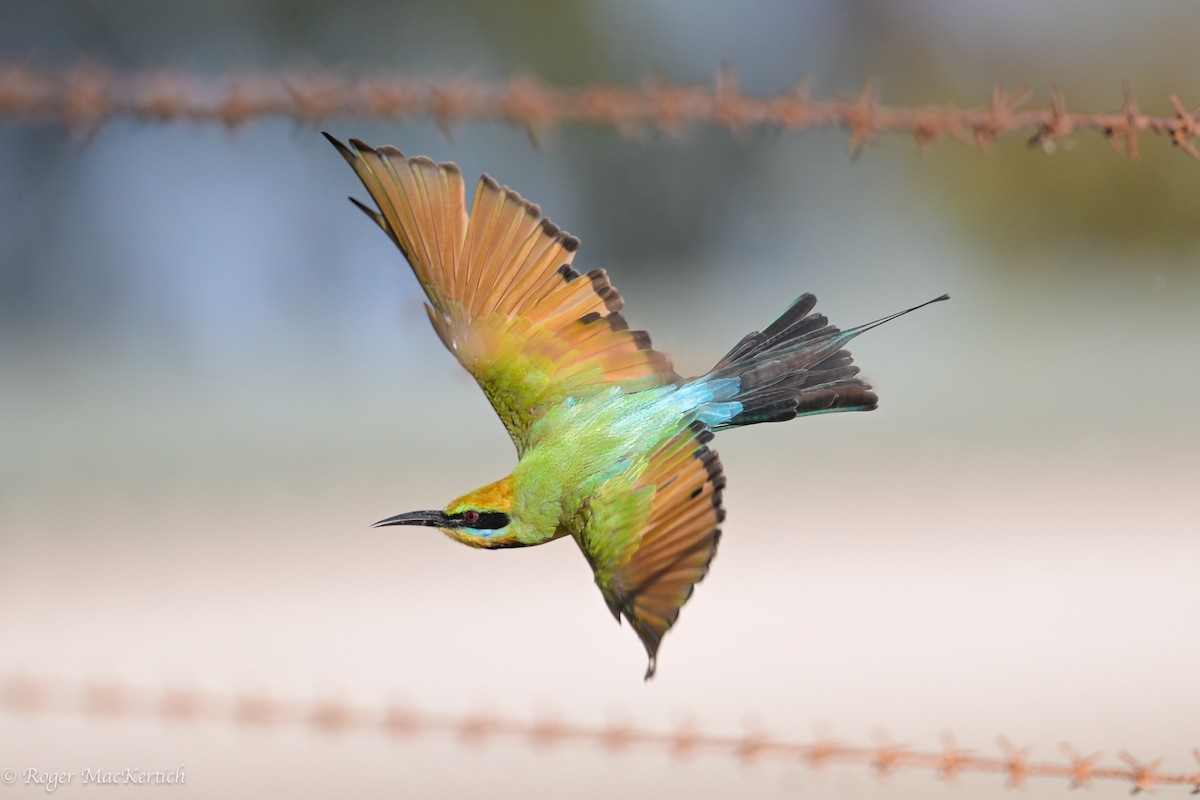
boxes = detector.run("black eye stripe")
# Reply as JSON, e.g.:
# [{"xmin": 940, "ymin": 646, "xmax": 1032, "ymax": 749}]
[
  {"xmin": 454, "ymin": 511, "xmax": 510, "ymax": 530},
  {"xmin": 475, "ymin": 511, "xmax": 509, "ymax": 529}
]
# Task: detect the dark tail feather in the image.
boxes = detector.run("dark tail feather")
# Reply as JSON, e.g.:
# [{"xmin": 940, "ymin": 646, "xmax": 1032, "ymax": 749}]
[{"xmin": 707, "ymin": 293, "xmax": 948, "ymax": 429}]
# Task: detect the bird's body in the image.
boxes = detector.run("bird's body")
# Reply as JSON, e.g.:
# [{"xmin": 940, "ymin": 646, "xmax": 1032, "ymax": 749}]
[
  {"xmin": 325, "ymin": 133, "xmax": 945, "ymax": 678},
  {"xmin": 455, "ymin": 378, "xmax": 733, "ymax": 547}
]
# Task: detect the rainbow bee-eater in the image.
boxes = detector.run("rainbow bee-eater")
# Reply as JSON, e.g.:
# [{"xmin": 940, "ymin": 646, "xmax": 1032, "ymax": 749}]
[{"xmin": 326, "ymin": 133, "xmax": 946, "ymax": 679}]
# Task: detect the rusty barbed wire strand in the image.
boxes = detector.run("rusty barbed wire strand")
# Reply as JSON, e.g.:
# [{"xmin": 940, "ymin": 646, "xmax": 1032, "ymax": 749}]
[
  {"xmin": 0, "ymin": 63, "xmax": 1197, "ymax": 158},
  {"xmin": 3, "ymin": 674, "xmax": 1198, "ymax": 793}
]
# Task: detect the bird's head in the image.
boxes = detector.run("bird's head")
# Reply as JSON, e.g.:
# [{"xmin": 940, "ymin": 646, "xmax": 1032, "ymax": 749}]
[{"xmin": 372, "ymin": 475, "xmax": 520, "ymax": 548}]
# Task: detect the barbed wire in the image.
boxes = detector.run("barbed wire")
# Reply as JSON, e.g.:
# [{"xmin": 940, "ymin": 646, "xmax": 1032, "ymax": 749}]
[
  {"xmin": 1, "ymin": 63, "xmax": 1197, "ymax": 158},
  {"xmin": 3, "ymin": 673, "xmax": 1198, "ymax": 794}
]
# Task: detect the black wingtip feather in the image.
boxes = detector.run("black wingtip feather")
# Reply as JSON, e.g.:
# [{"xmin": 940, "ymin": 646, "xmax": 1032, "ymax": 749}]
[
  {"xmin": 605, "ymin": 312, "xmax": 629, "ymax": 332},
  {"xmin": 644, "ymin": 654, "xmax": 657, "ymax": 681},
  {"xmin": 348, "ymin": 196, "xmax": 380, "ymax": 220},
  {"xmin": 324, "ymin": 132, "xmax": 361, "ymax": 167}
]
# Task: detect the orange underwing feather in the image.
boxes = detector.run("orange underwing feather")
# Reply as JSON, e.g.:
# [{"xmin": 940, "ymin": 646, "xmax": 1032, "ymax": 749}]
[
  {"xmin": 325, "ymin": 134, "xmax": 678, "ymax": 451},
  {"xmin": 582, "ymin": 422, "xmax": 726, "ymax": 679}
]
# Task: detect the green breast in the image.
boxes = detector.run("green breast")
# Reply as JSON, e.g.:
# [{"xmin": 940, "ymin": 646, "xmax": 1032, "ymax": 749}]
[{"xmin": 510, "ymin": 385, "xmax": 684, "ymax": 546}]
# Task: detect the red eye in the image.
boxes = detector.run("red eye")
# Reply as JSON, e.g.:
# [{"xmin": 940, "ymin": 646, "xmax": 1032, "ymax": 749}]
[{"xmin": 464, "ymin": 510, "xmax": 479, "ymax": 524}]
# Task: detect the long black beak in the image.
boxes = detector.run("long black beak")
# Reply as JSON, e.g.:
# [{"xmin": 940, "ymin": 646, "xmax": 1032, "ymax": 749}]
[{"xmin": 372, "ymin": 510, "xmax": 449, "ymax": 528}]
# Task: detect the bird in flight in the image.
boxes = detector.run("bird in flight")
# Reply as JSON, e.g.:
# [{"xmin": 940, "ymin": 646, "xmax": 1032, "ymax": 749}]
[{"xmin": 325, "ymin": 133, "xmax": 946, "ymax": 679}]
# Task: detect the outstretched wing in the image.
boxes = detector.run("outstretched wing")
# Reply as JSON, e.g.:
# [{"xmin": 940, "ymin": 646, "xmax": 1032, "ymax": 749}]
[
  {"xmin": 326, "ymin": 134, "xmax": 677, "ymax": 450},
  {"xmin": 576, "ymin": 421, "xmax": 726, "ymax": 679}
]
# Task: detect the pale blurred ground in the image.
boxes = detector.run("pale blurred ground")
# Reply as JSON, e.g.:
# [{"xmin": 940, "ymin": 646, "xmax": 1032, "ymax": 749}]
[{"xmin": 2, "ymin": 1, "xmax": 1199, "ymax": 798}]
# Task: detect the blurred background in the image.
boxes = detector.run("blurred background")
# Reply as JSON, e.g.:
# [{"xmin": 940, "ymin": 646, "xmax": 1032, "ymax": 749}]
[{"xmin": 2, "ymin": 1, "xmax": 1198, "ymax": 797}]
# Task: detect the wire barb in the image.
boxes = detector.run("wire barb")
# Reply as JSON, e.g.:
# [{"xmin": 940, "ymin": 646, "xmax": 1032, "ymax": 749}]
[{"xmin": 1061, "ymin": 742, "xmax": 1102, "ymax": 789}]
